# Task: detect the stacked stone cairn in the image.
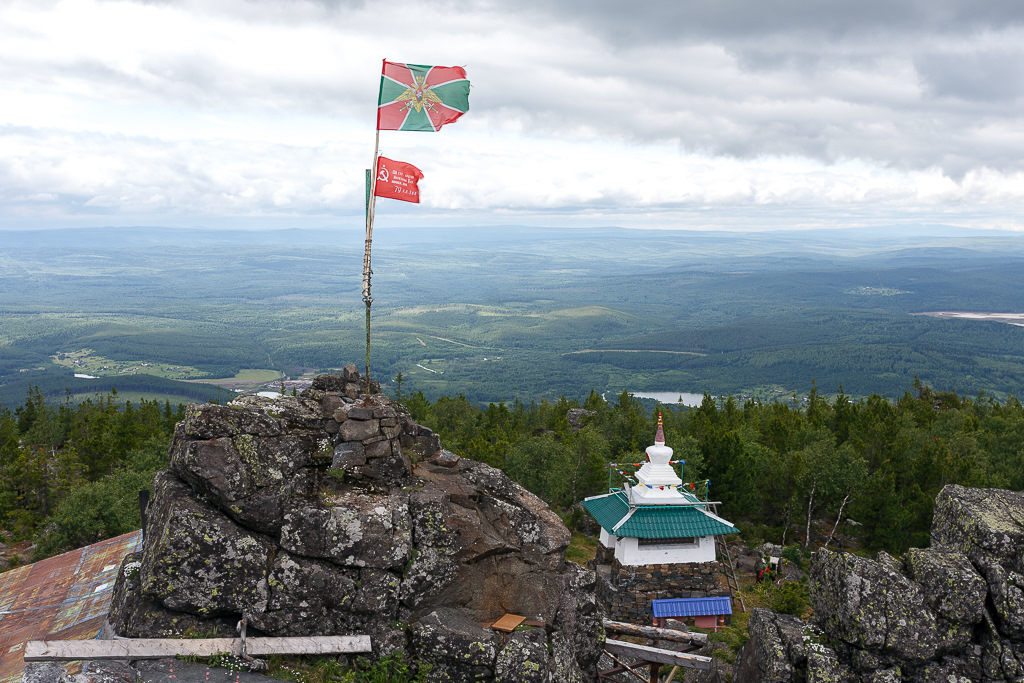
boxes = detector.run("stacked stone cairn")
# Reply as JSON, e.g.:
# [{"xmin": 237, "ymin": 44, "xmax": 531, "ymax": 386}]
[
  {"xmin": 733, "ymin": 485, "xmax": 1024, "ymax": 682},
  {"xmin": 109, "ymin": 366, "xmax": 603, "ymax": 682}
]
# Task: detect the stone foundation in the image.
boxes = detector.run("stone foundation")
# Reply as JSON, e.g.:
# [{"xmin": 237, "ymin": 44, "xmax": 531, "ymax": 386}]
[{"xmin": 593, "ymin": 548, "xmax": 730, "ymax": 624}]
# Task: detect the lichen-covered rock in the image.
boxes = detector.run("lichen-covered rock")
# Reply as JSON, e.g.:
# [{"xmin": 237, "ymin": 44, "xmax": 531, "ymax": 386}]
[
  {"xmin": 805, "ymin": 646, "xmax": 856, "ymax": 683},
  {"xmin": 811, "ymin": 549, "xmax": 939, "ymax": 662},
  {"xmin": 865, "ymin": 669, "xmax": 901, "ymax": 683},
  {"xmin": 931, "ymin": 484, "xmax": 1024, "ymax": 572},
  {"xmin": 980, "ymin": 608, "xmax": 1024, "ymax": 681},
  {"xmin": 413, "ymin": 609, "xmax": 499, "ymax": 683},
  {"xmin": 21, "ymin": 663, "xmax": 68, "ymax": 683},
  {"xmin": 984, "ymin": 564, "xmax": 1024, "ymax": 639},
  {"xmin": 228, "ymin": 394, "xmax": 326, "ymax": 431},
  {"xmin": 494, "ymin": 629, "xmax": 549, "ymax": 683},
  {"xmin": 912, "ymin": 657, "xmax": 981, "ymax": 683},
  {"xmin": 903, "ymin": 547, "xmax": 986, "ymax": 625},
  {"xmin": 310, "ymin": 364, "xmax": 366, "ymax": 392},
  {"xmin": 548, "ymin": 632, "xmax": 589, "ymax": 683},
  {"xmin": 169, "ymin": 431, "xmax": 325, "ymax": 535},
  {"xmin": 732, "ymin": 609, "xmax": 811, "ymax": 682},
  {"xmin": 177, "ymin": 402, "xmax": 285, "ymax": 440},
  {"xmin": 552, "ymin": 562, "xmax": 604, "ymax": 673},
  {"xmin": 736, "ymin": 484, "xmax": 1024, "ymax": 683},
  {"xmin": 108, "ymin": 549, "xmax": 238, "ymax": 637},
  {"xmin": 399, "ymin": 493, "xmax": 460, "ymax": 609},
  {"xmin": 138, "ymin": 471, "xmax": 273, "ymax": 617},
  {"xmin": 279, "ymin": 490, "xmax": 412, "ymax": 570},
  {"xmin": 250, "ymin": 552, "xmax": 357, "ymax": 635},
  {"xmin": 110, "ymin": 371, "xmax": 602, "ymax": 681}
]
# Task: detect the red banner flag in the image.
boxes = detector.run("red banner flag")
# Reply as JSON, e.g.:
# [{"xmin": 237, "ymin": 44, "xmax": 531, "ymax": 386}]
[{"xmin": 373, "ymin": 156, "xmax": 424, "ymax": 203}]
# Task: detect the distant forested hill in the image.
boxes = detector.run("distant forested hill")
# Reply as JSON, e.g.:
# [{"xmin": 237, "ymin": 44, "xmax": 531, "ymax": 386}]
[{"xmin": 1, "ymin": 225, "xmax": 1023, "ymax": 406}]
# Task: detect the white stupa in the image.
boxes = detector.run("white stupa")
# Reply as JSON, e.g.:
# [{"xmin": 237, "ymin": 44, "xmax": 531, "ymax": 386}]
[
  {"xmin": 583, "ymin": 413, "xmax": 737, "ymax": 566},
  {"xmin": 630, "ymin": 415, "xmax": 684, "ymax": 505}
]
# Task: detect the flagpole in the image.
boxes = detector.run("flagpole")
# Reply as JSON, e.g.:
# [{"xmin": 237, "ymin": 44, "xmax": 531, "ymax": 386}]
[{"xmin": 362, "ymin": 130, "xmax": 381, "ymax": 401}]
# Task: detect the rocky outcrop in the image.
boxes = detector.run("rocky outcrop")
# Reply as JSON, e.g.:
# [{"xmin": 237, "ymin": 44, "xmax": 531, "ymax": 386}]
[
  {"xmin": 566, "ymin": 408, "xmax": 596, "ymax": 433},
  {"xmin": 109, "ymin": 367, "xmax": 603, "ymax": 681},
  {"xmin": 734, "ymin": 484, "xmax": 1024, "ymax": 682}
]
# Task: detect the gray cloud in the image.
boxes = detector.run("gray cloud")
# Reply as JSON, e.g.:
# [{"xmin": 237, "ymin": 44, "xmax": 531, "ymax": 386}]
[
  {"xmin": 519, "ymin": 0, "xmax": 1024, "ymax": 44},
  {"xmin": 917, "ymin": 49, "xmax": 1024, "ymax": 102},
  {"xmin": 3, "ymin": 0, "xmax": 1024, "ymax": 227}
]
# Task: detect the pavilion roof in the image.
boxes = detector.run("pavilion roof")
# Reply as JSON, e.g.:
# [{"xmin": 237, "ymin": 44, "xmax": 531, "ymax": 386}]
[{"xmin": 582, "ymin": 491, "xmax": 736, "ymax": 539}]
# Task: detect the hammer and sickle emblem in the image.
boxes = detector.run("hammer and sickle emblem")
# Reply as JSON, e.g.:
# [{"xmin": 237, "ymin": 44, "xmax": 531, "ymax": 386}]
[{"xmin": 378, "ymin": 167, "xmax": 390, "ymax": 183}]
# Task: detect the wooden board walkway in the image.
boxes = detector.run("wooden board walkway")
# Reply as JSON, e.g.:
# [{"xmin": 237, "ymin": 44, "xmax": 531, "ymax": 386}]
[
  {"xmin": 25, "ymin": 636, "xmax": 371, "ymax": 662},
  {"xmin": 602, "ymin": 639, "xmax": 712, "ymax": 671}
]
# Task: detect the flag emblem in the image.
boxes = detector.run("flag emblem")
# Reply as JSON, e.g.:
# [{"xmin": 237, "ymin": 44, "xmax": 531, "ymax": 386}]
[{"xmin": 377, "ymin": 61, "xmax": 470, "ymax": 132}]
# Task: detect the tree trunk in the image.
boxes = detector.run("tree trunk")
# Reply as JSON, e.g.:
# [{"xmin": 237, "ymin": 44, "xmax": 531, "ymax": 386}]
[
  {"xmin": 824, "ymin": 491, "xmax": 851, "ymax": 549},
  {"xmin": 780, "ymin": 505, "xmax": 792, "ymax": 546},
  {"xmin": 804, "ymin": 484, "xmax": 816, "ymax": 548}
]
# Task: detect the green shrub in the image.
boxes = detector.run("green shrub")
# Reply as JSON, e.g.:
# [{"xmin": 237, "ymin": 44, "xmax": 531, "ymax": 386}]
[{"xmin": 767, "ymin": 581, "xmax": 810, "ymax": 617}]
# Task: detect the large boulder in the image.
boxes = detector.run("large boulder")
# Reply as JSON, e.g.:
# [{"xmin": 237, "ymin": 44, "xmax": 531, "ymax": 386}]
[
  {"xmin": 738, "ymin": 483, "xmax": 1024, "ymax": 682},
  {"xmin": 412, "ymin": 608, "xmax": 500, "ymax": 683},
  {"xmin": 732, "ymin": 609, "xmax": 817, "ymax": 683},
  {"xmin": 811, "ymin": 549, "xmax": 939, "ymax": 663},
  {"xmin": 902, "ymin": 547, "xmax": 986, "ymax": 626},
  {"xmin": 931, "ymin": 484, "xmax": 1024, "ymax": 572},
  {"xmin": 139, "ymin": 471, "xmax": 274, "ymax": 617},
  {"xmin": 110, "ymin": 371, "xmax": 603, "ymax": 681}
]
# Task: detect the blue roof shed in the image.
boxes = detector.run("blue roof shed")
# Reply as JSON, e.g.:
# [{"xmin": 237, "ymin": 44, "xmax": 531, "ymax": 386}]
[{"xmin": 652, "ymin": 597, "xmax": 733, "ymax": 618}]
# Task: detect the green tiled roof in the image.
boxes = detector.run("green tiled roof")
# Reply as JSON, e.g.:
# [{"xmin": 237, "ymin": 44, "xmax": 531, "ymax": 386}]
[{"xmin": 583, "ymin": 491, "xmax": 737, "ymax": 539}]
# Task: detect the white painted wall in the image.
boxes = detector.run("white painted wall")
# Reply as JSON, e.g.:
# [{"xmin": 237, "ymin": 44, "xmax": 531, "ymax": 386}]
[
  {"xmin": 600, "ymin": 527, "xmax": 719, "ymax": 566},
  {"xmin": 614, "ymin": 535, "xmax": 717, "ymax": 566}
]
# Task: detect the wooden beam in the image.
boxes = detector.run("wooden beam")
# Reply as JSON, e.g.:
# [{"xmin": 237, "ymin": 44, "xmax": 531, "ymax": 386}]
[
  {"xmin": 603, "ymin": 620, "xmax": 709, "ymax": 645},
  {"xmin": 603, "ymin": 639, "xmax": 711, "ymax": 671},
  {"xmin": 600, "ymin": 653, "xmax": 650, "ymax": 683},
  {"xmin": 25, "ymin": 636, "xmax": 371, "ymax": 662}
]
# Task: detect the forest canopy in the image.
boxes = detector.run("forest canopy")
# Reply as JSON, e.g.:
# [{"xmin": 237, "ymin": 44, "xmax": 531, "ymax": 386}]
[{"xmin": 2, "ymin": 379, "xmax": 1021, "ymax": 562}]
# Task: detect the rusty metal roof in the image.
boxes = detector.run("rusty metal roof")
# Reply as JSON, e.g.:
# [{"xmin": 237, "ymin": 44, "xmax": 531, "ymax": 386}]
[{"xmin": 0, "ymin": 530, "xmax": 142, "ymax": 683}]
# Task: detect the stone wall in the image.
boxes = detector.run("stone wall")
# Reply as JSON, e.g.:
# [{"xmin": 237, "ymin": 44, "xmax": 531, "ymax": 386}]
[{"xmin": 593, "ymin": 550, "xmax": 730, "ymax": 624}]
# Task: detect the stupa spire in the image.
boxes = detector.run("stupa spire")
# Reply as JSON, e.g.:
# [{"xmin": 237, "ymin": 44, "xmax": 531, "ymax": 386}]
[{"xmin": 631, "ymin": 411, "xmax": 682, "ymax": 503}]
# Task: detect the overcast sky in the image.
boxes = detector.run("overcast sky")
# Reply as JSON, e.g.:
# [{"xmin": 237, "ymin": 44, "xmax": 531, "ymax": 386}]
[{"xmin": 3, "ymin": 0, "xmax": 1024, "ymax": 232}]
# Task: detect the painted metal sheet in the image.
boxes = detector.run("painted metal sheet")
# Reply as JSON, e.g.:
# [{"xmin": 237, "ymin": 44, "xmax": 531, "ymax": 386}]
[
  {"xmin": 651, "ymin": 596, "xmax": 733, "ymax": 618},
  {"xmin": 0, "ymin": 530, "xmax": 142, "ymax": 683}
]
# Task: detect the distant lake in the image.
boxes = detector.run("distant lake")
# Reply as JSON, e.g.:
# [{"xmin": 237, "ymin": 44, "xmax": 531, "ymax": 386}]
[{"xmin": 630, "ymin": 391, "xmax": 705, "ymax": 407}]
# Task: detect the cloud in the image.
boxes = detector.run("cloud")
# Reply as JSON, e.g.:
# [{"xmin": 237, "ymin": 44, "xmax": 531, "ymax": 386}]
[
  {"xmin": 2, "ymin": 0, "xmax": 1024, "ymax": 229},
  {"xmin": 523, "ymin": 0, "xmax": 1024, "ymax": 43}
]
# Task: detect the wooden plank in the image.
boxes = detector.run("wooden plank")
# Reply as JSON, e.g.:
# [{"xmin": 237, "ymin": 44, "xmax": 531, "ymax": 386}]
[
  {"xmin": 491, "ymin": 614, "xmax": 525, "ymax": 633},
  {"xmin": 603, "ymin": 620, "xmax": 709, "ymax": 645},
  {"xmin": 25, "ymin": 636, "xmax": 371, "ymax": 662},
  {"xmin": 601, "ymin": 652, "xmax": 650, "ymax": 683},
  {"xmin": 603, "ymin": 639, "xmax": 711, "ymax": 671}
]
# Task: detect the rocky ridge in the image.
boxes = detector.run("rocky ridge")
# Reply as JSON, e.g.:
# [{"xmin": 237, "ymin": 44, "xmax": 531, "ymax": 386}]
[
  {"xmin": 107, "ymin": 367, "xmax": 603, "ymax": 682},
  {"xmin": 734, "ymin": 485, "xmax": 1024, "ymax": 682}
]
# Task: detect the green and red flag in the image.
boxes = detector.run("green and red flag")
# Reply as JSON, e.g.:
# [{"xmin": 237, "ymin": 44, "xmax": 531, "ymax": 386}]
[
  {"xmin": 377, "ymin": 60, "xmax": 470, "ymax": 132},
  {"xmin": 373, "ymin": 156, "xmax": 424, "ymax": 203}
]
